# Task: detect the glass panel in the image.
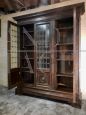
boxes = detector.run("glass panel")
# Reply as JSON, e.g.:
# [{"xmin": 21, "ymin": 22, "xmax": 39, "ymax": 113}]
[
  {"xmin": 20, "ymin": 24, "xmax": 34, "ymax": 84},
  {"xmin": 56, "ymin": 18, "xmax": 73, "ymax": 75},
  {"xmin": 56, "ymin": 18, "xmax": 73, "ymax": 92},
  {"xmin": 36, "ymin": 23, "xmax": 50, "ymax": 69},
  {"xmin": 10, "ymin": 24, "xmax": 19, "ymax": 69}
]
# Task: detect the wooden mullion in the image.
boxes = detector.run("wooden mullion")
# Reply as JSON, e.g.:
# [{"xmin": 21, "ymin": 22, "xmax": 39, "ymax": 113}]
[
  {"xmin": 73, "ymin": 7, "xmax": 79, "ymax": 103},
  {"xmin": 51, "ymin": 21, "xmax": 57, "ymax": 89}
]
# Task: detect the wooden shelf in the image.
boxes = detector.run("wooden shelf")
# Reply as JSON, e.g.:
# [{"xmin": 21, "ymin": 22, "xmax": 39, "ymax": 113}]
[
  {"xmin": 28, "ymin": 31, "xmax": 34, "ymax": 33},
  {"xmin": 24, "ymin": 58, "xmax": 34, "ymax": 60},
  {"xmin": 56, "ymin": 50, "xmax": 73, "ymax": 53},
  {"xmin": 58, "ymin": 83, "xmax": 73, "ymax": 89},
  {"xmin": 24, "ymin": 45, "xmax": 34, "ymax": 47},
  {"xmin": 21, "ymin": 71, "xmax": 34, "ymax": 73},
  {"xmin": 57, "ymin": 74, "xmax": 73, "ymax": 78},
  {"xmin": 56, "ymin": 43, "xmax": 73, "ymax": 46},
  {"xmin": 56, "ymin": 59, "xmax": 73, "ymax": 61},
  {"xmin": 58, "ymin": 83, "xmax": 66, "ymax": 86},
  {"xmin": 21, "ymin": 68, "xmax": 34, "ymax": 73},
  {"xmin": 21, "ymin": 67, "xmax": 29, "ymax": 69},
  {"xmin": 29, "ymin": 58, "xmax": 34, "ymax": 60},
  {"xmin": 57, "ymin": 86, "xmax": 73, "ymax": 93},
  {"xmin": 21, "ymin": 58, "xmax": 34, "ymax": 60},
  {"xmin": 57, "ymin": 26, "xmax": 73, "ymax": 30}
]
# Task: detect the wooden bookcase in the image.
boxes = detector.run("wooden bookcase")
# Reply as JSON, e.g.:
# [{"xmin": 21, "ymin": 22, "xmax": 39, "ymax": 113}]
[{"xmin": 10, "ymin": 2, "xmax": 85, "ymax": 106}]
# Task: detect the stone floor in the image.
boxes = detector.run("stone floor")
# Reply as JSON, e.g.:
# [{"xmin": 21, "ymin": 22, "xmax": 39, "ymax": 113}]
[{"xmin": 0, "ymin": 86, "xmax": 86, "ymax": 115}]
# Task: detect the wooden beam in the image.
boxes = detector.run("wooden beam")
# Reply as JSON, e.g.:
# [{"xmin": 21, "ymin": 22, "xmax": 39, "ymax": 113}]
[
  {"xmin": 0, "ymin": 1, "xmax": 6, "ymax": 8},
  {"xmin": 4, "ymin": 0, "xmax": 14, "ymax": 11},
  {"xmin": 8, "ymin": 0, "xmax": 22, "ymax": 11},
  {"xmin": 14, "ymin": 0, "xmax": 24, "ymax": 7}
]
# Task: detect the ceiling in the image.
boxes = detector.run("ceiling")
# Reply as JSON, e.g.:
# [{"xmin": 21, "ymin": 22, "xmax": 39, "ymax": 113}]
[
  {"xmin": 0, "ymin": 0, "xmax": 40, "ymax": 14},
  {"xmin": 0, "ymin": 0, "xmax": 62, "ymax": 15}
]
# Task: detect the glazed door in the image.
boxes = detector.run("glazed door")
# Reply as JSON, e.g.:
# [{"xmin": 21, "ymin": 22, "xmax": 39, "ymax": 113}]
[
  {"xmin": 8, "ymin": 21, "xmax": 20, "ymax": 89},
  {"xmin": 35, "ymin": 22, "xmax": 51, "ymax": 88}
]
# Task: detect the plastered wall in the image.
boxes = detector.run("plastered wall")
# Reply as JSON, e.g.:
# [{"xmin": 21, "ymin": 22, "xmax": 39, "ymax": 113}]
[
  {"xmin": 0, "ymin": 0, "xmax": 86, "ymax": 99},
  {"xmin": 80, "ymin": 8, "xmax": 86, "ymax": 99}
]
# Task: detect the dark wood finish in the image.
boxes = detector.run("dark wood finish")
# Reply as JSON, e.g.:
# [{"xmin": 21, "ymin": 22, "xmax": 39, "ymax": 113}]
[
  {"xmin": 13, "ymin": 3, "xmax": 85, "ymax": 107},
  {"xmin": 17, "ymin": 11, "xmax": 73, "ymax": 25}
]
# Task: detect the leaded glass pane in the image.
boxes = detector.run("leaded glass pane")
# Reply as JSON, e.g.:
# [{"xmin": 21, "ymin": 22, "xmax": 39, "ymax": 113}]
[
  {"xmin": 10, "ymin": 24, "xmax": 19, "ymax": 68},
  {"xmin": 36, "ymin": 23, "xmax": 50, "ymax": 69}
]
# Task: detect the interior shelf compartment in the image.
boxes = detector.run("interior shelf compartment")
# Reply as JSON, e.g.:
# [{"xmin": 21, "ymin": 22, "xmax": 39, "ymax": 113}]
[
  {"xmin": 57, "ymin": 75, "xmax": 73, "ymax": 85},
  {"xmin": 20, "ymin": 51, "xmax": 34, "ymax": 59},
  {"xmin": 56, "ymin": 18, "xmax": 73, "ymax": 44},
  {"xmin": 20, "ymin": 23, "xmax": 35, "ymax": 85},
  {"xmin": 57, "ymin": 61, "xmax": 73, "ymax": 74},
  {"xmin": 23, "ymin": 34, "xmax": 34, "ymax": 46},
  {"xmin": 23, "ymin": 24, "xmax": 34, "ymax": 31},
  {"xmin": 21, "ymin": 24, "xmax": 34, "ymax": 47},
  {"xmin": 21, "ymin": 71, "xmax": 34, "ymax": 84},
  {"xmin": 21, "ymin": 58, "xmax": 34, "ymax": 69},
  {"xmin": 20, "ymin": 67, "xmax": 34, "ymax": 71},
  {"xmin": 57, "ymin": 75, "xmax": 73, "ymax": 92},
  {"xmin": 57, "ymin": 86, "xmax": 73, "ymax": 93},
  {"xmin": 57, "ymin": 46, "xmax": 73, "ymax": 61},
  {"xmin": 56, "ymin": 18, "xmax": 73, "ymax": 28},
  {"xmin": 57, "ymin": 53, "xmax": 73, "ymax": 61}
]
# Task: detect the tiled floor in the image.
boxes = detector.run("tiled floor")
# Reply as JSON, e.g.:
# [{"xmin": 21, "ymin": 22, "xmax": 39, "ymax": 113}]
[{"xmin": 0, "ymin": 86, "xmax": 86, "ymax": 115}]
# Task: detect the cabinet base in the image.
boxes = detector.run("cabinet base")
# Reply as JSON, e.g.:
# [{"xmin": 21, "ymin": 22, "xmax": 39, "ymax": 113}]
[{"xmin": 15, "ymin": 85, "xmax": 81, "ymax": 108}]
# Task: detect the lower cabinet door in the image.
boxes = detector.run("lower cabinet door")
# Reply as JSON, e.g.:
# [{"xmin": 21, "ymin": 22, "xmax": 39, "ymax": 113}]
[{"xmin": 36, "ymin": 69, "xmax": 50, "ymax": 88}]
